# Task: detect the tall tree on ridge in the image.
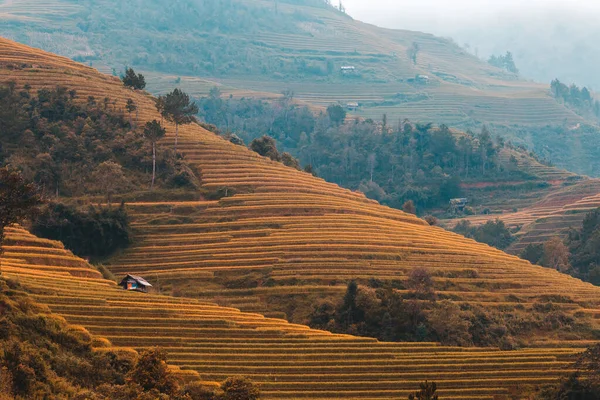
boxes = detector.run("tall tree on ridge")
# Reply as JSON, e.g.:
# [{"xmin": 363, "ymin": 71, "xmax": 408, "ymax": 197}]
[
  {"xmin": 162, "ymin": 89, "xmax": 198, "ymax": 152},
  {"xmin": 143, "ymin": 120, "xmax": 167, "ymax": 190}
]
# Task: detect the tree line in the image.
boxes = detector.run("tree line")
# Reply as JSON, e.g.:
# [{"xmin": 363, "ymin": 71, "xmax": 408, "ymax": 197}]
[
  {"xmin": 0, "ymin": 81, "xmax": 197, "ymax": 200},
  {"xmin": 551, "ymin": 78, "xmax": 600, "ymax": 119},
  {"xmin": 488, "ymin": 51, "xmax": 519, "ymax": 74},
  {"xmin": 520, "ymin": 207, "xmax": 600, "ymax": 286},
  {"xmin": 198, "ymin": 89, "xmax": 533, "ymax": 212}
]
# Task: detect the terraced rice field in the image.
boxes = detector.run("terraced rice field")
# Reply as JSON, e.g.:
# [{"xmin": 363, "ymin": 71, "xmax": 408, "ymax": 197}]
[
  {"xmin": 444, "ymin": 179, "xmax": 600, "ymax": 254},
  {"xmin": 2, "ymin": 35, "xmax": 599, "ymax": 317},
  {"xmin": 0, "ymin": 226, "xmax": 592, "ymax": 399},
  {"xmin": 4, "ymin": 38, "xmax": 600, "ymax": 397}
]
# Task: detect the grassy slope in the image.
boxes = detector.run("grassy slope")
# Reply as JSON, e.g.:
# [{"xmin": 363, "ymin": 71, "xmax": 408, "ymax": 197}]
[
  {"xmin": 6, "ymin": 37, "xmax": 600, "ymax": 398},
  {"xmin": 1, "ymin": 0, "xmax": 599, "ymax": 176}
]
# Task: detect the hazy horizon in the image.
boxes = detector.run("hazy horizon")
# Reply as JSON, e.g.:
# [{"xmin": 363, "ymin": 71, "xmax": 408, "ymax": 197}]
[
  {"xmin": 341, "ymin": 0, "xmax": 600, "ymax": 88},
  {"xmin": 342, "ymin": 0, "xmax": 600, "ymax": 33}
]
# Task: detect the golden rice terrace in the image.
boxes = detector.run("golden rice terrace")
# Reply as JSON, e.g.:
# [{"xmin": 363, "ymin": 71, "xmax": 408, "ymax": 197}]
[{"xmin": 3, "ymin": 37, "xmax": 600, "ymax": 399}]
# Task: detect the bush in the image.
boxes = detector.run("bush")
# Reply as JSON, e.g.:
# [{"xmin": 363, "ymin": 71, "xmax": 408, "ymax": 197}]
[
  {"xmin": 402, "ymin": 200, "xmax": 416, "ymax": 215},
  {"xmin": 32, "ymin": 202, "xmax": 131, "ymax": 260},
  {"xmin": 406, "ymin": 268, "xmax": 435, "ymax": 298},
  {"xmin": 127, "ymin": 348, "xmax": 179, "ymax": 395},
  {"xmin": 220, "ymin": 376, "xmax": 260, "ymax": 400},
  {"xmin": 249, "ymin": 136, "xmax": 281, "ymax": 161},
  {"xmin": 408, "ymin": 380, "xmax": 439, "ymax": 400},
  {"xmin": 423, "ymin": 215, "xmax": 438, "ymax": 226},
  {"xmin": 168, "ymin": 161, "xmax": 200, "ymax": 189},
  {"xmin": 520, "ymin": 244, "xmax": 544, "ymax": 265}
]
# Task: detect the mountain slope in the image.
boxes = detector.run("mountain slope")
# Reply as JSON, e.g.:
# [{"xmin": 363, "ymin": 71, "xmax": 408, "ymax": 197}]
[
  {"xmin": 1, "ymin": 36, "xmax": 599, "ymax": 327},
  {"xmin": 5, "ymin": 36, "xmax": 600, "ymax": 399},
  {"xmin": 0, "ymin": 227, "xmax": 589, "ymax": 400},
  {"xmin": 445, "ymin": 178, "xmax": 600, "ymax": 255},
  {"xmin": 2, "ymin": 0, "xmax": 600, "ymax": 175}
]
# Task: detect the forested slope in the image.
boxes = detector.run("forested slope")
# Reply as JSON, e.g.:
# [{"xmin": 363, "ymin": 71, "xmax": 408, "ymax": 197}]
[{"xmin": 2, "ymin": 0, "xmax": 600, "ymax": 175}]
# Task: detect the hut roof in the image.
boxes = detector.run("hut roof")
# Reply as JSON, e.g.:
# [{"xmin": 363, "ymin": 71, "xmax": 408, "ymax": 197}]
[{"xmin": 120, "ymin": 274, "xmax": 153, "ymax": 287}]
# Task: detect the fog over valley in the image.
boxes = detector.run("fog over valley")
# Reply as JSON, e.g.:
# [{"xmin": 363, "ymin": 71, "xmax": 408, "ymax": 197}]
[{"xmin": 343, "ymin": 0, "xmax": 600, "ymax": 88}]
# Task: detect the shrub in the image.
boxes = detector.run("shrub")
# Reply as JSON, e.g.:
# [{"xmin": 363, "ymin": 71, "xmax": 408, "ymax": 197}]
[
  {"xmin": 521, "ymin": 244, "xmax": 544, "ymax": 265},
  {"xmin": 407, "ymin": 268, "xmax": 435, "ymax": 298},
  {"xmin": 32, "ymin": 202, "xmax": 131, "ymax": 260},
  {"xmin": 408, "ymin": 380, "xmax": 439, "ymax": 400},
  {"xmin": 249, "ymin": 136, "xmax": 281, "ymax": 161},
  {"xmin": 281, "ymin": 152, "xmax": 301, "ymax": 169},
  {"xmin": 220, "ymin": 376, "xmax": 260, "ymax": 400},
  {"xmin": 402, "ymin": 200, "xmax": 416, "ymax": 215},
  {"xmin": 126, "ymin": 348, "xmax": 179, "ymax": 395},
  {"xmin": 423, "ymin": 215, "xmax": 438, "ymax": 226}
]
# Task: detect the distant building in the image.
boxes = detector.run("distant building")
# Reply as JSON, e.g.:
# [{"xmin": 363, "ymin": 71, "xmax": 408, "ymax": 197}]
[
  {"xmin": 119, "ymin": 274, "xmax": 153, "ymax": 293},
  {"xmin": 450, "ymin": 198, "xmax": 468, "ymax": 214},
  {"xmin": 346, "ymin": 102, "xmax": 359, "ymax": 110}
]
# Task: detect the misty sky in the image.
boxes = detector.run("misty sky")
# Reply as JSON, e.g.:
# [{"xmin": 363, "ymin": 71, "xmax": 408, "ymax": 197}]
[{"xmin": 342, "ymin": 0, "xmax": 600, "ymax": 33}]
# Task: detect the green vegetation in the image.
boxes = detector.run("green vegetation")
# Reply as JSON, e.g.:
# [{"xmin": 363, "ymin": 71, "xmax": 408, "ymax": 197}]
[
  {"xmin": 308, "ymin": 278, "xmax": 584, "ymax": 348},
  {"xmin": 551, "ymin": 79, "xmax": 600, "ymax": 119},
  {"xmin": 0, "ymin": 166, "xmax": 43, "ymax": 252},
  {"xmin": 32, "ymin": 202, "xmax": 131, "ymax": 260},
  {"xmin": 0, "ymin": 82, "xmax": 195, "ymax": 196},
  {"xmin": 567, "ymin": 208, "xmax": 600, "ymax": 285},
  {"xmin": 517, "ymin": 208, "xmax": 600, "ymax": 286},
  {"xmin": 199, "ymin": 92, "xmax": 537, "ymax": 212},
  {"xmin": 488, "ymin": 51, "xmax": 519, "ymax": 74},
  {"xmin": 121, "ymin": 67, "xmax": 146, "ymax": 90},
  {"xmin": 453, "ymin": 219, "xmax": 515, "ymax": 250},
  {"xmin": 158, "ymin": 89, "xmax": 199, "ymax": 152},
  {"xmin": 3, "ymin": 0, "xmax": 600, "ymax": 178}
]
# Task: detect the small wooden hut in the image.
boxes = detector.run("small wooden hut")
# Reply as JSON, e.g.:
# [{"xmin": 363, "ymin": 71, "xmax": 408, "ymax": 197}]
[{"xmin": 119, "ymin": 274, "xmax": 153, "ymax": 293}]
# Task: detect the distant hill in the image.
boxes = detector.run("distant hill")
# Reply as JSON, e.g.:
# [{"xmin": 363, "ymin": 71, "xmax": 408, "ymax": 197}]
[
  {"xmin": 6, "ymin": 38, "xmax": 600, "ymax": 399},
  {"xmin": 444, "ymin": 8, "xmax": 600, "ymax": 90},
  {"xmin": 2, "ymin": 0, "xmax": 600, "ymax": 175}
]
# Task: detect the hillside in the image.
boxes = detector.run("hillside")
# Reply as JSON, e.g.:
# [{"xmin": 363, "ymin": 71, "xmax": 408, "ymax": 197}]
[
  {"xmin": 6, "ymin": 225, "xmax": 595, "ymax": 399},
  {"xmin": 0, "ymin": 249, "xmax": 203, "ymax": 398},
  {"xmin": 443, "ymin": 178, "xmax": 600, "ymax": 255},
  {"xmin": 5, "ymin": 36, "xmax": 600, "ymax": 399},
  {"xmin": 2, "ymin": 0, "xmax": 600, "ymax": 175}
]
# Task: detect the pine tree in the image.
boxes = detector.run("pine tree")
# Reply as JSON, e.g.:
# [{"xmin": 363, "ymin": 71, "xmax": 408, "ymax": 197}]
[
  {"xmin": 162, "ymin": 89, "xmax": 199, "ymax": 152},
  {"xmin": 121, "ymin": 67, "xmax": 146, "ymax": 90}
]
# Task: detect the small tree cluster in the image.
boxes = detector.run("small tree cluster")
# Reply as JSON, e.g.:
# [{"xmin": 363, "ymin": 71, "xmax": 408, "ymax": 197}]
[
  {"xmin": 453, "ymin": 219, "xmax": 514, "ymax": 250},
  {"xmin": 32, "ymin": 202, "xmax": 130, "ymax": 260},
  {"xmin": 488, "ymin": 51, "xmax": 519, "ymax": 74},
  {"xmin": 551, "ymin": 79, "xmax": 598, "ymax": 115},
  {"xmin": 121, "ymin": 67, "xmax": 146, "ymax": 90},
  {"xmin": 249, "ymin": 136, "xmax": 304, "ymax": 171},
  {"xmin": 408, "ymin": 380, "xmax": 439, "ymax": 400},
  {"xmin": 0, "ymin": 167, "xmax": 43, "ymax": 254}
]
